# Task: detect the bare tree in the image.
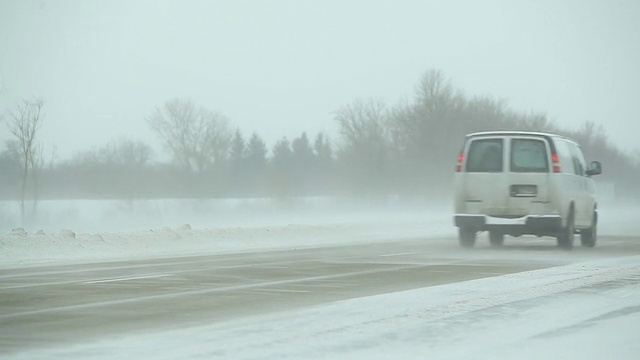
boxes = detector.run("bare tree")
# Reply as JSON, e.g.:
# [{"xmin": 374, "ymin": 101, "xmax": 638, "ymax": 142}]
[
  {"xmin": 7, "ymin": 97, "xmax": 44, "ymax": 223},
  {"xmin": 102, "ymin": 138, "xmax": 154, "ymax": 167},
  {"xmin": 147, "ymin": 99, "xmax": 232, "ymax": 172},
  {"xmin": 335, "ymin": 98, "xmax": 388, "ymax": 152},
  {"xmin": 0, "ymin": 141, "xmax": 22, "ymax": 198},
  {"xmin": 334, "ymin": 98, "xmax": 390, "ymax": 192},
  {"xmin": 29, "ymin": 143, "xmax": 45, "ymax": 214},
  {"xmin": 414, "ymin": 69, "xmax": 455, "ymax": 112}
]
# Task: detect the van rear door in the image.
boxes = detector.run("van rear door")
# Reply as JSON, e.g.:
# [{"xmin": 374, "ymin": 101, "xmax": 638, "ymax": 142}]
[
  {"xmin": 459, "ymin": 135, "xmax": 553, "ymax": 217},
  {"xmin": 459, "ymin": 137, "xmax": 508, "ymax": 215}
]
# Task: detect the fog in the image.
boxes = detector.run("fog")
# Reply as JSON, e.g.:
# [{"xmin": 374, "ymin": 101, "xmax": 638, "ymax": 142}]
[
  {"xmin": 3, "ymin": 4, "xmax": 640, "ymax": 356},
  {"xmin": 1, "ymin": 0, "xmax": 639, "ymax": 161},
  {"xmin": 1, "ymin": 197, "xmax": 640, "ymax": 360},
  {"xmin": 1, "ymin": 196, "xmax": 639, "ymax": 267},
  {"xmin": 0, "ymin": 196, "xmax": 449, "ymax": 234},
  {"xmin": 1, "ymin": 1, "xmax": 640, "ymax": 208}
]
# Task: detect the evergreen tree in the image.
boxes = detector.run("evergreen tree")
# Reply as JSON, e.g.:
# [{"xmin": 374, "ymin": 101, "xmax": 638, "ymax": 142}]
[
  {"xmin": 313, "ymin": 133, "xmax": 335, "ymax": 194},
  {"xmin": 314, "ymin": 133, "xmax": 333, "ymax": 163},
  {"xmin": 271, "ymin": 137, "xmax": 293, "ymax": 195},
  {"xmin": 228, "ymin": 129, "xmax": 247, "ymax": 194},
  {"xmin": 246, "ymin": 132, "xmax": 268, "ymax": 167},
  {"xmin": 229, "ymin": 129, "xmax": 246, "ymax": 164},
  {"xmin": 245, "ymin": 133, "xmax": 268, "ymax": 196}
]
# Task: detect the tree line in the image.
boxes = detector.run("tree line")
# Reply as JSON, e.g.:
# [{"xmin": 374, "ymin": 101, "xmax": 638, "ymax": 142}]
[{"xmin": 2, "ymin": 69, "xmax": 639, "ymax": 210}]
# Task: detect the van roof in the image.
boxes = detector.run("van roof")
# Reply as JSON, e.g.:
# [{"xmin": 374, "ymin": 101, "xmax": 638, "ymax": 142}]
[{"xmin": 466, "ymin": 131, "xmax": 576, "ymax": 143}]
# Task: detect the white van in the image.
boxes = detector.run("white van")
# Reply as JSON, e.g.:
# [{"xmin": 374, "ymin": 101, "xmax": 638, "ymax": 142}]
[{"xmin": 453, "ymin": 131, "xmax": 602, "ymax": 249}]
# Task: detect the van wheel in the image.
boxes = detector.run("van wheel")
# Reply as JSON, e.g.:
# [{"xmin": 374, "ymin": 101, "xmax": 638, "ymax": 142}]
[
  {"xmin": 557, "ymin": 210, "xmax": 575, "ymax": 250},
  {"xmin": 581, "ymin": 212, "xmax": 597, "ymax": 248},
  {"xmin": 489, "ymin": 231, "xmax": 504, "ymax": 246},
  {"xmin": 459, "ymin": 228, "xmax": 476, "ymax": 248}
]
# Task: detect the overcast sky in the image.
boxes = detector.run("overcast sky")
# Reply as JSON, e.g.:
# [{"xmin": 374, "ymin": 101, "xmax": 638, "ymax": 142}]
[{"xmin": 0, "ymin": 0, "xmax": 639, "ymax": 160}]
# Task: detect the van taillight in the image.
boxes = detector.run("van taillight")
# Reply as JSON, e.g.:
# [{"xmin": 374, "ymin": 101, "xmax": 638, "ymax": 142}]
[
  {"xmin": 456, "ymin": 153, "xmax": 464, "ymax": 172},
  {"xmin": 551, "ymin": 153, "xmax": 561, "ymax": 173}
]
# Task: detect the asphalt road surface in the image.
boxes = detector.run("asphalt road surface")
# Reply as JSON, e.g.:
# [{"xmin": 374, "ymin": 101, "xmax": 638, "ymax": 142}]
[{"xmin": 1, "ymin": 235, "xmax": 639, "ymax": 356}]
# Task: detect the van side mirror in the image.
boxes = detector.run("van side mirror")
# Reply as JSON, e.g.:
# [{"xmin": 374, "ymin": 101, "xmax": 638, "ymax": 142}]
[{"xmin": 586, "ymin": 161, "xmax": 602, "ymax": 176}]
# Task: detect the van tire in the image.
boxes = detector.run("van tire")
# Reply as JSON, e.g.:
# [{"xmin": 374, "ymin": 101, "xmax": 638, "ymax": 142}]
[
  {"xmin": 459, "ymin": 228, "xmax": 476, "ymax": 248},
  {"xmin": 557, "ymin": 209, "xmax": 575, "ymax": 250},
  {"xmin": 489, "ymin": 231, "xmax": 504, "ymax": 246},
  {"xmin": 581, "ymin": 212, "xmax": 597, "ymax": 248}
]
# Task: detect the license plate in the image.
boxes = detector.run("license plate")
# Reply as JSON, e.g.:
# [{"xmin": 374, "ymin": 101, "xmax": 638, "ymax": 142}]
[{"xmin": 510, "ymin": 184, "xmax": 537, "ymax": 197}]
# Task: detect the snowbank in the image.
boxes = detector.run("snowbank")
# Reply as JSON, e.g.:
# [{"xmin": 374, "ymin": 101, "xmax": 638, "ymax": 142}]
[
  {"xmin": 0, "ymin": 197, "xmax": 454, "ymax": 267},
  {"xmin": 1, "ymin": 198, "xmax": 638, "ymax": 268}
]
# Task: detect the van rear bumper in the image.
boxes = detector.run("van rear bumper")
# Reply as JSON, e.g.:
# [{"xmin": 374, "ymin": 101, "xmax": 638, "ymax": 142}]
[{"xmin": 454, "ymin": 214, "xmax": 562, "ymax": 236}]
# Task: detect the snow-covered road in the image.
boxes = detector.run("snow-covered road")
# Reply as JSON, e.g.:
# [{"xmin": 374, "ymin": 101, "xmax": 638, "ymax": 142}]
[
  {"xmin": 1, "ymin": 199, "xmax": 639, "ymax": 359},
  {"xmin": 100, "ymin": 256, "xmax": 639, "ymax": 360},
  {"xmin": 4, "ymin": 243, "xmax": 639, "ymax": 360}
]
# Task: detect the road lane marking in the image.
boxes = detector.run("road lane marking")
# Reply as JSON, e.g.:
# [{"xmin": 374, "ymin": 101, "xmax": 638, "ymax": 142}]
[
  {"xmin": 0, "ymin": 259, "xmax": 478, "ymax": 290},
  {"xmin": 0, "ymin": 264, "xmax": 429, "ymax": 319},
  {"xmin": 0, "ymin": 259, "xmax": 347, "ymax": 289},
  {"xmin": 254, "ymin": 289, "xmax": 311, "ymax": 293},
  {"xmin": 0, "ymin": 251, "xmax": 380, "ymax": 280},
  {"xmin": 0, "ymin": 270, "xmax": 196, "ymax": 290},
  {"xmin": 379, "ymin": 252, "xmax": 417, "ymax": 257},
  {"xmin": 289, "ymin": 283, "xmax": 346, "ymax": 288},
  {"xmin": 84, "ymin": 274, "xmax": 174, "ymax": 284}
]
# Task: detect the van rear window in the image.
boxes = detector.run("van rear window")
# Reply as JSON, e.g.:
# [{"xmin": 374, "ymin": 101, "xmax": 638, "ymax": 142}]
[
  {"xmin": 510, "ymin": 139, "xmax": 549, "ymax": 173},
  {"xmin": 466, "ymin": 139, "xmax": 503, "ymax": 172}
]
